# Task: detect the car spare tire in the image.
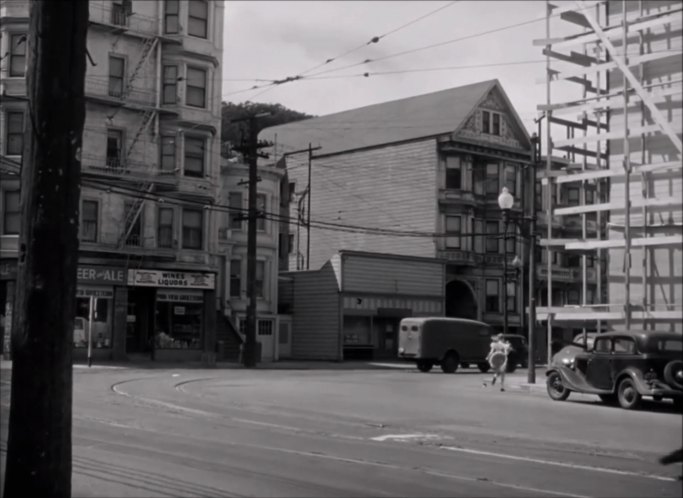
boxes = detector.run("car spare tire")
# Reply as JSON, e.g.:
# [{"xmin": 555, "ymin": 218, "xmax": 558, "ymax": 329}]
[{"xmin": 664, "ymin": 360, "xmax": 683, "ymax": 390}]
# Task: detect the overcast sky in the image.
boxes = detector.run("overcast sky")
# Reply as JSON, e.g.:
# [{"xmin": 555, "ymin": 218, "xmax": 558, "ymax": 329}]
[{"xmin": 223, "ymin": 1, "xmax": 565, "ymax": 133}]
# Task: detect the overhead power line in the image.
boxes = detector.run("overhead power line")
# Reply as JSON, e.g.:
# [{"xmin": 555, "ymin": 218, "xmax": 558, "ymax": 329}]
[{"xmin": 232, "ymin": 1, "xmax": 461, "ymax": 100}]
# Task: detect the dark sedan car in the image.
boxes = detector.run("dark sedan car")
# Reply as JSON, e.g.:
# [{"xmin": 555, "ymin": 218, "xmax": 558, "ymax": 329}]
[
  {"xmin": 546, "ymin": 331, "xmax": 683, "ymax": 410},
  {"xmin": 499, "ymin": 334, "xmax": 528, "ymax": 372}
]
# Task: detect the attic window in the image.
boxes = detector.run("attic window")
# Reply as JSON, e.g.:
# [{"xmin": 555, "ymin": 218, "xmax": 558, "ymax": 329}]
[{"xmin": 482, "ymin": 110, "xmax": 502, "ymax": 136}]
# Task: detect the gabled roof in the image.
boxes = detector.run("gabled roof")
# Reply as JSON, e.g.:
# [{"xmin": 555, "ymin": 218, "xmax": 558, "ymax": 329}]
[{"xmin": 259, "ymin": 79, "xmax": 530, "ymax": 158}]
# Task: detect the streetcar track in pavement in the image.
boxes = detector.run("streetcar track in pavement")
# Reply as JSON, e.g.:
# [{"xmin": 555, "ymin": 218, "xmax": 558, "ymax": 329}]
[{"xmin": 109, "ymin": 376, "xmax": 682, "ymax": 484}]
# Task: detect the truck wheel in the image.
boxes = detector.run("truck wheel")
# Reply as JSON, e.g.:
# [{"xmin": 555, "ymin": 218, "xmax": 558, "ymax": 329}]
[
  {"xmin": 416, "ymin": 360, "xmax": 433, "ymax": 373},
  {"xmin": 477, "ymin": 362, "xmax": 490, "ymax": 373},
  {"xmin": 441, "ymin": 353, "xmax": 459, "ymax": 373}
]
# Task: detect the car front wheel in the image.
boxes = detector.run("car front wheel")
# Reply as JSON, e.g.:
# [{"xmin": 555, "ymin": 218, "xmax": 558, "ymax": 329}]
[
  {"xmin": 546, "ymin": 372, "xmax": 570, "ymax": 401},
  {"xmin": 617, "ymin": 378, "xmax": 642, "ymax": 410}
]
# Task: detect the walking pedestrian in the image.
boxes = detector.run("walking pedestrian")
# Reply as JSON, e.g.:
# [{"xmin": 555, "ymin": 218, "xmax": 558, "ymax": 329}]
[{"xmin": 483, "ymin": 334, "xmax": 512, "ymax": 391}]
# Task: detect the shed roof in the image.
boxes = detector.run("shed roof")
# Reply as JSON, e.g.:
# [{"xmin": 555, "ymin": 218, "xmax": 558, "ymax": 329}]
[{"xmin": 260, "ymin": 79, "xmax": 529, "ymax": 158}]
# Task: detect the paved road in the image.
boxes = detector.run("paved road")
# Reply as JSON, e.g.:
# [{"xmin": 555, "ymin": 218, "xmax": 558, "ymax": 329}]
[{"xmin": 1, "ymin": 365, "xmax": 681, "ymax": 497}]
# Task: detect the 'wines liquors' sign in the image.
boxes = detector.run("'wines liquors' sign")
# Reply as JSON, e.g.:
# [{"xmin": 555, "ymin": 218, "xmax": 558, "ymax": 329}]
[{"xmin": 127, "ymin": 269, "xmax": 215, "ymax": 290}]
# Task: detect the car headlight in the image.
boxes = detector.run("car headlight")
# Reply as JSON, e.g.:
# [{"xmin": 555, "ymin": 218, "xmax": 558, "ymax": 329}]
[
  {"xmin": 644, "ymin": 369, "xmax": 657, "ymax": 381},
  {"xmin": 562, "ymin": 357, "xmax": 575, "ymax": 368},
  {"xmin": 398, "ymin": 347, "xmax": 405, "ymax": 354}
]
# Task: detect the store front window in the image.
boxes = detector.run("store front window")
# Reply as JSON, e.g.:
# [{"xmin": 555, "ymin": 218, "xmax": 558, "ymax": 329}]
[
  {"xmin": 155, "ymin": 290, "xmax": 203, "ymax": 349},
  {"xmin": 74, "ymin": 291, "xmax": 113, "ymax": 348}
]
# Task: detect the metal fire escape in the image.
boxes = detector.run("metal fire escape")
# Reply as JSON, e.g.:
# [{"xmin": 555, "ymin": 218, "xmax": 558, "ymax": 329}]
[
  {"xmin": 115, "ymin": 32, "xmax": 160, "ymax": 248},
  {"xmin": 535, "ymin": 0, "xmax": 683, "ymax": 353}
]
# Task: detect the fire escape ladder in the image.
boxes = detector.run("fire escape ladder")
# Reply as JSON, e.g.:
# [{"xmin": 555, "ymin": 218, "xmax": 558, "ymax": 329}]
[
  {"xmin": 118, "ymin": 183, "xmax": 155, "ymax": 248},
  {"xmin": 121, "ymin": 36, "xmax": 158, "ymax": 100},
  {"xmin": 125, "ymin": 108, "xmax": 156, "ymax": 163}
]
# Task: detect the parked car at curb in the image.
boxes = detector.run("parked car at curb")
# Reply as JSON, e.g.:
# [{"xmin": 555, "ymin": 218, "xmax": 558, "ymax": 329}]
[
  {"xmin": 546, "ymin": 331, "xmax": 683, "ymax": 410},
  {"xmin": 499, "ymin": 334, "xmax": 528, "ymax": 372}
]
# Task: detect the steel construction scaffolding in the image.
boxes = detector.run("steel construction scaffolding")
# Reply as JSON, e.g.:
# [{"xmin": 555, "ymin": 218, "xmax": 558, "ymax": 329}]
[{"xmin": 534, "ymin": 0, "xmax": 683, "ymax": 359}]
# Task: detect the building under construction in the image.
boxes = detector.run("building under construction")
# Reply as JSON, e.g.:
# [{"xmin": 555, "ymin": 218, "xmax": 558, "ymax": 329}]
[{"xmin": 535, "ymin": 0, "xmax": 682, "ymax": 358}]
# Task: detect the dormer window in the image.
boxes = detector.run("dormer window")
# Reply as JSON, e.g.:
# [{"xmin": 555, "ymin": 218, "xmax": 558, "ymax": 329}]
[{"xmin": 482, "ymin": 110, "xmax": 502, "ymax": 136}]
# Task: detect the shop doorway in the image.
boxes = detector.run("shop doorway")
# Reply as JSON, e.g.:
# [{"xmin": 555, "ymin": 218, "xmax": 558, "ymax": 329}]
[
  {"xmin": 373, "ymin": 317, "xmax": 401, "ymax": 360},
  {"xmin": 277, "ymin": 318, "xmax": 292, "ymax": 359},
  {"xmin": 126, "ymin": 287, "xmax": 156, "ymax": 354}
]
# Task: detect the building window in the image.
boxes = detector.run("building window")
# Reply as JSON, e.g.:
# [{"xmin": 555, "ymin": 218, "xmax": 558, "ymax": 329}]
[
  {"xmin": 258, "ymin": 320, "xmax": 273, "ymax": 336},
  {"xmin": 486, "ymin": 221, "xmax": 499, "ymax": 253},
  {"xmin": 507, "ymin": 281, "xmax": 516, "ymax": 312},
  {"xmin": 288, "ymin": 234, "xmax": 294, "ymax": 254},
  {"xmin": 3, "ymin": 190, "xmax": 21, "ymax": 235},
  {"xmin": 230, "ymin": 259, "xmax": 241, "ymax": 297},
  {"xmin": 492, "ymin": 113, "xmax": 501, "ymax": 135},
  {"xmin": 160, "ymin": 136, "xmax": 175, "ymax": 172},
  {"xmin": 162, "ymin": 65, "xmax": 178, "ymax": 104},
  {"xmin": 9, "ymin": 33, "xmax": 26, "ymax": 77},
  {"xmin": 486, "ymin": 279, "xmax": 499, "ymax": 312},
  {"xmin": 445, "ymin": 156, "xmax": 462, "ymax": 189},
  {"xmin": 188, "ymin": 0, "xmax": 209, "ymax": 38},
  {"xmin": 486, "ymin": 162, "xmax": 499, "ymax": 195},
  {"xmin": 108, "ymin": 55, "xmax": 125, "ymax": 98},
  {"xmin": 482, "ymin": 110, "xmax": 502, "ymax": 136},
  {"xmin": 81, "ymin": 200, "xmax": 99, "ymax": 242},
  {"xmin": 256, "ymin": 194, "xmax": 266, "ymax": 231},
  {"xmin": 567, "ymin": 290, "xmax": 580, "ymax": 305},
  {"xmin": 184, "ymin": 136, "xmax": 204, "ymax": 177},
  {"xmin": 186, "ymin": 67, "xmax": 206, "ymax": 108},
  {"xmin": 255, "ymin": 260, "xmax": 265, "ymax": 298},
  {"xmin": 288, "ymin": 181, "xmax": 296, "ymax": 202},
  {"xmin": 473, "ymin": 219, "xmax": 484, "ymax": 253},
  {"xmin": 504, "ymin": 163, "xmax": 516, "ymax": 195},
  {"xmin": 5, "ymin": 111, "xmax": 24, "ymax": 156},
  {"xmin": 182, "ymin": 208, "xmax": 203, "ymax": 249},
  {"xmin": 158, "ymin": 207, "xmax": 174, "ymax": 248},
  {"xmin": 586, "ymin": 189, "xmax": 595, "ymax": 204},
  {"xmin": 106, "ymin": 129, "xmax": 123, "ymax": 169},
  {"xmin": 472, "ymin": 158, "xmax": 486, "ymax": 195},
  {"xmin": 567, "ymin": 187, "xmax": 580, "ymax": 204},
  {"xmin": 445, "ymin": 215, "xmax": 461, "ymax": 249},
  {"xmin": 111, "ymin": 0, "xmax": 131, "ymax": 26},
  {"xmin": 229, "ymin": 192, "xmax": 243, "ymax": 229},
  {"xmin": 164, "ymin": 0, "xmax": 179, "ymax": 34}
]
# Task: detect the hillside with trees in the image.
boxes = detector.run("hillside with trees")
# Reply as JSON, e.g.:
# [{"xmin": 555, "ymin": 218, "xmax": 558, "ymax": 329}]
[{"xmin": 221, "ymin": 101, "xmax": 314, "ymax": 158}]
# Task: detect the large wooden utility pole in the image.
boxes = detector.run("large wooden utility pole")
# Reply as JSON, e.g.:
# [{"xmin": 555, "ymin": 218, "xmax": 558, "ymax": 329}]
[{"xmin": 3, "ymin": 2, "xmax": 89, "ymax": 497}]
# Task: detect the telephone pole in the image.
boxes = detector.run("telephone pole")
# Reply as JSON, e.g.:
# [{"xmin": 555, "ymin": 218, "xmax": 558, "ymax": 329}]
[
  {"xmin": 233, "ymin": 112, "xmax": 271, "ymax": 367},
  {"xmin": 4, "ymin": 2, "xmax": 89, "ymax": 497}
]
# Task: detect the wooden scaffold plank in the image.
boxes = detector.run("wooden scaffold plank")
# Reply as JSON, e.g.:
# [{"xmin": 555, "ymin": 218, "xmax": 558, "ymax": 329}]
[
  {"xmin": 554, "ymin": 196, "xmax": 682, "ymax": 216},
  {"xmin": 565, "ymin": 234, "xmax": 683, "ymax": 250}
]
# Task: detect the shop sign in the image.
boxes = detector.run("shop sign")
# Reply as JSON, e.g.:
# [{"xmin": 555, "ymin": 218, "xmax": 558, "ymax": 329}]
[
  {"xmin": 76, "ymin": 287, "xmax": 114, "ymax": 298},
  {"xmin": 77, "ymin": 265, "xmax": 126, "ymax": 285},
  {"xmin": 0, "ymin": 261, "xmax": 17, "ymax": 280},
  {"xmin": 158, "ymin": 291, "xmax": 204, "ymax": 303},
  {"xmin": 127, "ymin": 269, "xmax": 215, "ymax": 290}
]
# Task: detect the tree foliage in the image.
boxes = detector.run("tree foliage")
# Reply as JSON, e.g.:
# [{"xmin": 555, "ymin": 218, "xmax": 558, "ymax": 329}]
[{"xmin": 221, "ymin": 101, "xmax": 314, "ymax": 158}]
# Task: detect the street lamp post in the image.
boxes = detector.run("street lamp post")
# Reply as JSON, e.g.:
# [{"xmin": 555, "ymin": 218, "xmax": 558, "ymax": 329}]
[{"xmin": 498, "ymin": 187, "xmax": 514, "ymax": 337}]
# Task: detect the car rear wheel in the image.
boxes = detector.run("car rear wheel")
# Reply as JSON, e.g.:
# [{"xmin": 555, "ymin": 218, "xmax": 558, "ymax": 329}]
[
  {"xmin": 546, "ymin": 372, "xmax": 570, "ymax": 401},
  {"xmin": 441, "ymin": 353, "xmax": 459, "ymax": 373},
  {"xmin": 416, "ymin": 360, "xmax": 433, "ymax": 373},
  {"xmin": 477, "ymin": 362, "xmax": 490, "ymax": 373},
  {"xmin": 617, "ymin": 378, "xmax": 642, "ymax": 410}
]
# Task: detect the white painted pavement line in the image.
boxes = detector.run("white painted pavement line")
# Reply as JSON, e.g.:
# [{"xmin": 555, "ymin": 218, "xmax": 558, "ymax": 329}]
[
  {"xmin": 371, "ymin": 433, "xmax": 444, "ymax": 442},
  {"xmin": 440, "ymin": 445, "xmax": 678, "ymax": 482}
]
